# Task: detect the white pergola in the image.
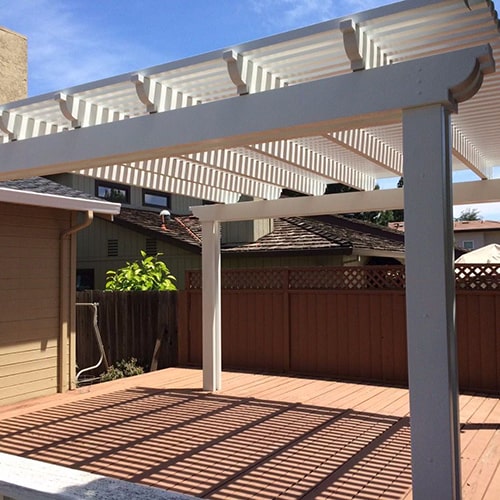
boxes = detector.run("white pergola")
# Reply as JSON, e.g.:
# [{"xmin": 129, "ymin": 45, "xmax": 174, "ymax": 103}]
[{"xmin": 1, "ymin": 1, "xmax": 500, "ymax": 498}]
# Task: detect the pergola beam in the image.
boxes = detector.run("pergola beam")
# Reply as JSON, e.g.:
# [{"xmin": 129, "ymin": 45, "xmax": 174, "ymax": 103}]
[
  {"xmin": 192, "ymin": 178, "xmax": 500, "ymax": 221},
  {"xmin": 0, "ymin": 46, "xmax": 493, "ymax": 180}
]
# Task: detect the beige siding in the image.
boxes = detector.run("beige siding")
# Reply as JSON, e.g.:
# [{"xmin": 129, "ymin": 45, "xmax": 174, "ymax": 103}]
[
  {"xmin": 77, "ymin": 217, "xmax": 201, "ymax": 289},
  {"xmin": 78, "ymin": 217, "xmax": 354, "ymax": 289},
  {"xmin": 455, "ymin": 229, "xmax": 500, "ymax": 250},
  {"xmin": 484, "ymin": 230, "xmax": 500, "ymax": 246},
  {"xmin": 0, "ymin": 203, "xmax": 72, "ymax": 405},
  {"xmin": 222, "ymin": 219, "xmax": 273, "ymax": 244},
  {"xmin": 222, "ymin": 254, "xmax": 344, "ymax": 269}
]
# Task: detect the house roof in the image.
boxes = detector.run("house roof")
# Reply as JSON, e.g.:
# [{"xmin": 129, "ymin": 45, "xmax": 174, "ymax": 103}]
[
  {"xmin": 454, "ymin": 220, "xmax": 500, "ymax": 231},
  {"xmin": 114, "ymin": 207, "xmax": 405, "ymax": 257},
  {"xmin": 0, "ymin": 1, "xmax": 499, "ymax": 205},
  {"xmin": 0, "ymin": 176, "xmax": 120, "ymax": 215},
  {"xmin": 389, "ymin": 219, "xmax": 500, "ymax": 232}
]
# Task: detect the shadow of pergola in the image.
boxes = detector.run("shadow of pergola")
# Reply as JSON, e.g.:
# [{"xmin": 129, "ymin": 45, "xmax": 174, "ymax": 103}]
[{"xmin": 0, "ymin": 387, "xmax": 413, "ymax": 499}]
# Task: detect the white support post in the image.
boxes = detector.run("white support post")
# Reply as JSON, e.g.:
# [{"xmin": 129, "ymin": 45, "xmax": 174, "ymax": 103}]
[
  {"xmin": 403, "ymin": 104, "xmax": 461, "ymax": 500},
  {"xmin": 201, "ymin": 220, "xmax": 222, "ymax": 391}
]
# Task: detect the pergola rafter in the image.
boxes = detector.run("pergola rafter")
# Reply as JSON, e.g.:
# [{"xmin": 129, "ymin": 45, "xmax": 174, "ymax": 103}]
[
  {"xmin": 183, "ymin": 149, "xmax": 325, "ymax": 196},
  {"xmin": 249, "ymin": 140, "xmax": 377, "ymax": 191},
  {"xmin": 323, "ymin": 129, "xmax": 403, "ymax": 177},
  {"xmin": 452, "ymin": 123, "xmax": 492, "ymax": 178},
  {"xmin": 80, "ymin": 162, "xmax": 241, "ymax": 204}
]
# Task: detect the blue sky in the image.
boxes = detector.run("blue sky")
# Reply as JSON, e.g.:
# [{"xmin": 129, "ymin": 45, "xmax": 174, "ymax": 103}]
[{"xmin": 2, "ymin": 0, "xmax": 499, "ymax": 219}]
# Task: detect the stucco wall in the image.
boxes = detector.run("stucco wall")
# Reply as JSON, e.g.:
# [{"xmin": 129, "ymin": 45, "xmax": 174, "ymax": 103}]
[{"xmin": 0, "ymin": 27, "xmax": 27, "ymax": 103}]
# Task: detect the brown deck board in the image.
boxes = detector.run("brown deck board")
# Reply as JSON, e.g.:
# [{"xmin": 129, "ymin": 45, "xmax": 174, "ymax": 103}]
[{"xmin": 0, "ymin": 368, "xmax": 499, "ymax": 499}]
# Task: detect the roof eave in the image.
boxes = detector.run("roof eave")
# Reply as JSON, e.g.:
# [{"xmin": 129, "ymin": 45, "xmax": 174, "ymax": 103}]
[{"xmin": 0, "ymin": 187, "xmax": 121, "ymax": 215}]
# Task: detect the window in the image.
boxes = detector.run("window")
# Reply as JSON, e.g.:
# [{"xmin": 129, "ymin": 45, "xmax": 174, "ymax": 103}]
[
  {"xmin": 96, "ymin": 181, "xmax": 130, "ymax": 204},
  {"xmin": 142, "ymin": 189, "xmax": 170, "ymax": 208},
  {"xmin": 107, "ymin": 239, "xmax": 119, "ymax": 257},
  {"xmin": 463, "ymin": 240, "xmax": 475, "ymax": 251},
  {"xmin": 76, "ymin": 269, "xmax": 94, "ymax": 291}
]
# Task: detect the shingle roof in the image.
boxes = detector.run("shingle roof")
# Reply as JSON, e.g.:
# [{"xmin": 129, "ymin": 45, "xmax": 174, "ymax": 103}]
[
  {"xmin": 0, "ymin": 177, "xmax": 98, "ymax": 200},
  {"xmin": 114, "ymin": 207, "xmax": 404, "ymax": 256},
  {"xmin": 390, "ymin": 220, "xmax": 500, "ymax": 232},
  {"xmin": 454, "ymin": 220, "xmax": 500, "ymax": 232},
  {"xmin": 0, "ymin": 176, "xmax": 120, "ymax": 215}
]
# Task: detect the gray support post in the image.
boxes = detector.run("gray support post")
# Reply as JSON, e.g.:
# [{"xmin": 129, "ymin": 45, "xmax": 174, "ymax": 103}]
[
  {"xmin": 201, "ymin": 220, "xmax": 222, "ymax": 391},
  {"xmin": 403, "ymin": 104, "xmax": 461, "ymax": 499}
]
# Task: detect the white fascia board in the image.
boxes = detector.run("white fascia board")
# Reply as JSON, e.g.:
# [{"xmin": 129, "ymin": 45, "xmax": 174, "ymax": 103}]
[
  {"xmin": 192, "ymin": 179, "xmax": 500, "ymax": 222},
  {"xmin": 351, "ymin": 248, "xmax": 405, "ymax": 260},
  {"xmin": 0, "ymin": 45, "xmax": 492, "ymax": 181},
  {"xmin": 0, "ymin": 187, "xmax": 121, "ymax": 215}
]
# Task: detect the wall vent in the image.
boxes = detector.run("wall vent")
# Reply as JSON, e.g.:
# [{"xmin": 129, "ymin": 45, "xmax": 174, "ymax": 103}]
[
  {"xmin": 145, "ymin": 238, "xmax": 158, "ymax": 256},
  {"xmin": 107, "ymin": 239, "xmax": 119, "ymax": 257}
]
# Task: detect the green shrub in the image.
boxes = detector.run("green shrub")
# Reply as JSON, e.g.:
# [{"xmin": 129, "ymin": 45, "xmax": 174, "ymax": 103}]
[
  {"xmin": 100, "ymin": 358, "xmax": 144, "ymax": 382},
  {"xmin": 105, "ymin": 251, "xmax": 177, "ymax": 291}
]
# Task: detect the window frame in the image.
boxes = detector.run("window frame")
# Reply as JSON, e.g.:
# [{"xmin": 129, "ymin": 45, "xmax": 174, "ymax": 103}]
[
  {"xmin": 142, "ymin": 189, "xmax": 171, "ymax": 209},
  {"xmin": 95, "ymin": 181, "xmax": 130, "ymax": 204}
]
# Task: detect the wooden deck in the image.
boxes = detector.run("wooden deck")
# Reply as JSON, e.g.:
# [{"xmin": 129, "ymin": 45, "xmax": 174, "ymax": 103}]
[{"xmin": 0, "ymin": 368, "xmax": 498, "ymax": 499}]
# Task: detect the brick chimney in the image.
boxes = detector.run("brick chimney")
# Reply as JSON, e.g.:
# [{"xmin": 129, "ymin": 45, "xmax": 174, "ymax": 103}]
[{"xmin": 0, "ymin": 27, "xmax": 28, "ymax": 103}]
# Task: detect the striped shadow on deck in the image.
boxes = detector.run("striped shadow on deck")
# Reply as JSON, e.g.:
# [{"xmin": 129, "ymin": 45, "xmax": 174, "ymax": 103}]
[{"xmin": 0, "ymin": 387, "xmax": 412, "ymax": 499}]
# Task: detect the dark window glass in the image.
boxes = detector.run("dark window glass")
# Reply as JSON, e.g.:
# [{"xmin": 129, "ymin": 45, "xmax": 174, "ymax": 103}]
[
  {"xmin": 76, "ymin": 269, "xmax": 94, "ymax": 291},
  {"xmin": 96, "ymin": 181, "xmax": 130, "ymax": 204},
  {"xmin": 142, "ymin": 189, "xmax": 170, "ymax": 208}
]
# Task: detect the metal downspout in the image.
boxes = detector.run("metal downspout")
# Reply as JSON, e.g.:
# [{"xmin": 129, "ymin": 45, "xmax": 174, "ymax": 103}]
[{"xmin": 58, "ymin": 211, "xmax": 94, "ymax": 392}]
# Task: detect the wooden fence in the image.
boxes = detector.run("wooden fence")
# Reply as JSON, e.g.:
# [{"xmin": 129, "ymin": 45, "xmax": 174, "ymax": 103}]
[
  {"xmin": 76, "ymin": 291, "xmax": 177, "ymax": 379},
  {"xmin": 179, "ymin": 265, "xmax": 500, "ymax": 394}
]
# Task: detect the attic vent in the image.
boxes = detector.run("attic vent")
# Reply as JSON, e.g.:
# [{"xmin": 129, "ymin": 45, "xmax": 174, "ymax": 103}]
[
  {"xmin": 145, "ymin": 238, "xmax": 158, "ymax": 256},
  {"xmin": 107, "ymin": 239, "xmax": 118, "ymax": 257}
]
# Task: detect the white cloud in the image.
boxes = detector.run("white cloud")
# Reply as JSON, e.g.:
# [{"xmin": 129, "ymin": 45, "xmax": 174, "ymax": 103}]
[
  {"xmin": 249, "ymin": 0, "xmax": 391, "ymax": 30},
  {"xmin": 2, "ymin": 0, "xmax": 163, "ymax": 96}
]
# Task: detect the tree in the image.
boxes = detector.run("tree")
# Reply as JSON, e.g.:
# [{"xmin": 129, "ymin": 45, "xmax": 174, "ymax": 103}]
[
  {"xmin": 105, "ymin": 251, "xmax": 177, "ymax": 291},
  {"xmin": 456, "ymin": 208, "xmax": 482, "ymax": 221},
  {"xmin": 342, "ymin": 176, "xmax": 404, "ymax": 227}
]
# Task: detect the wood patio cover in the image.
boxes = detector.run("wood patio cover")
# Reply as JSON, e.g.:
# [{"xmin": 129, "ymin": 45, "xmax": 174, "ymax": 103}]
[{"xmin": 1, "ymin": 1, "xmax": 500, "ymax": 498}]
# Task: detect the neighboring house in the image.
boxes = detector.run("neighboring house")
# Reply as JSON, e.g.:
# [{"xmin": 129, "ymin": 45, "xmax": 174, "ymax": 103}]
[
  {"xmin": 0, "ymin": 177, "xmax": 119, "ymax": 405},
  {"xmin": 76, "ymin": 204, "xmax": 406, "ymax": 290},
  {"xmin": 453, "ymin": 220, "xmax": 500, "ymax": 251},
  {"xmin": 45, "ymin": 174, "xmax": 406, "ymax": 290},
  {"xmin": 390, "ymin": 220, "xmax": 500, "ymax": 251}
]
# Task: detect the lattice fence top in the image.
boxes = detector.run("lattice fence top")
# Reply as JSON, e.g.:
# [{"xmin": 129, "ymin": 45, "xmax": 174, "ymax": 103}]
[
  {"xmin": 186, "ymin": 265, "xmax": 500, "ymax": 291},
  {"xmin": 455, "ymin": 264, "xmax": 499, "ymax": 291}
]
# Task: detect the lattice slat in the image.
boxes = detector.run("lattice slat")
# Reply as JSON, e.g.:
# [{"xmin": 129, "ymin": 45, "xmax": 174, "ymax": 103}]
[
  {"xmin": 455, "ymin": 264, "xmax": 499, "ymax": 291},
  {"xmin": 186, "ymin": 265, "xmax": 499, "ymax": 291}
]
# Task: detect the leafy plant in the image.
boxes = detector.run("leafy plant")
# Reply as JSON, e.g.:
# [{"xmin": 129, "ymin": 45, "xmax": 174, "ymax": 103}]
[
  {"xmin": 100, "ymin": 358, "xmax": 144, "ymax": 382},
  {"xmin": 105, "ymin": 251, "xmax": 177, "ymax": 291}
]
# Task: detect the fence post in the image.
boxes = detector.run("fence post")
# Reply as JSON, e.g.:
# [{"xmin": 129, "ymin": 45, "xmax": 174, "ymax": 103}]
[{"xmin": 283, "ymin": 269, "xmax": 291, "ymax": 371}]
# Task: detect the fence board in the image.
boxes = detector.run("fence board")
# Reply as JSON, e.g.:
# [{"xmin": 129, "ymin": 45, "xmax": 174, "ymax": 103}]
[
  {"xmin": 76, "ymin": 291, "xmax": 177, "ymax": 380},
  {"xmin": 179, "ymin": 265, "xmax": 500, "ymax": 394}
]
